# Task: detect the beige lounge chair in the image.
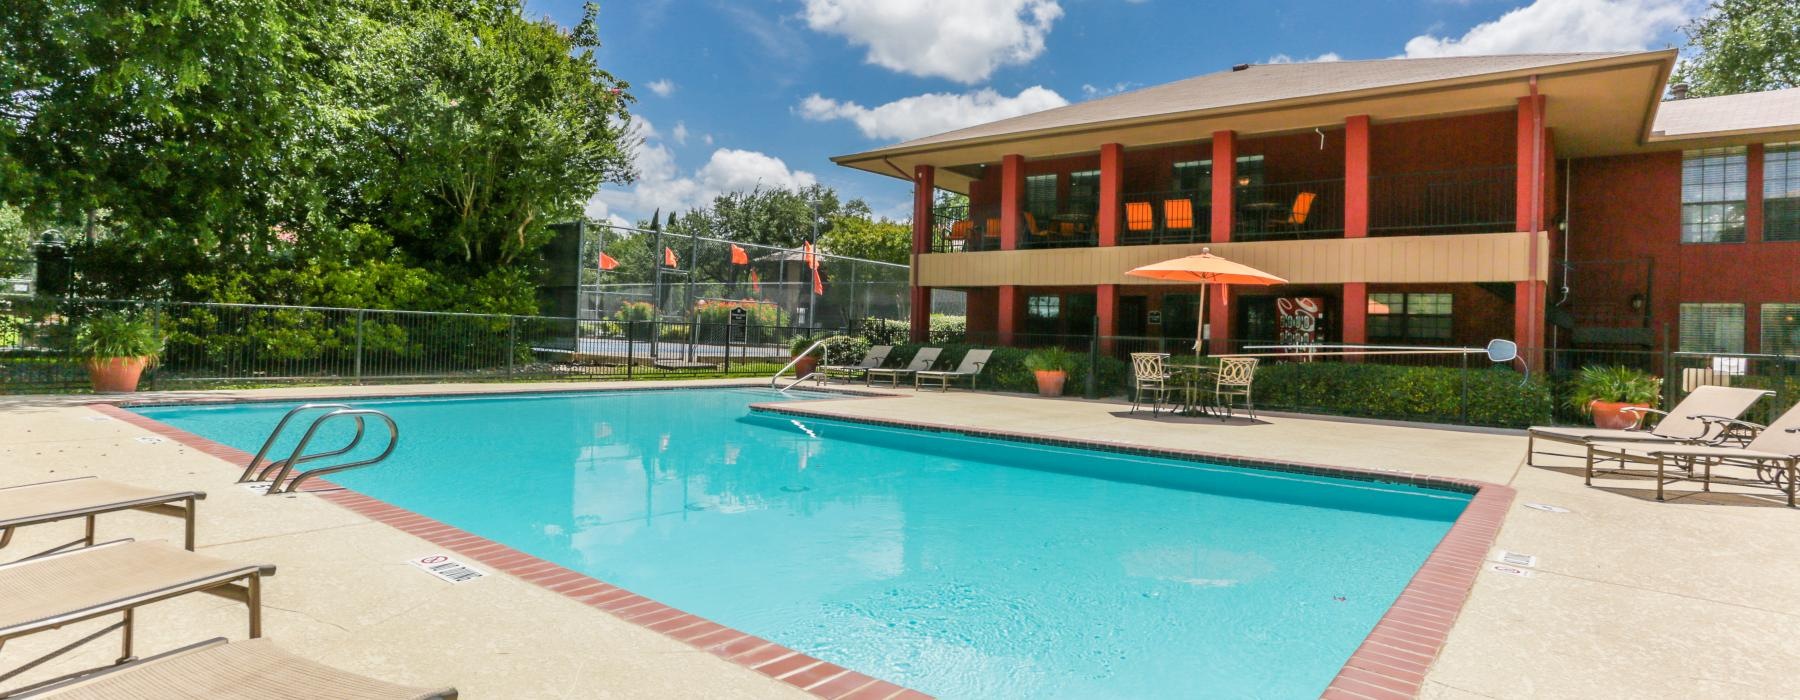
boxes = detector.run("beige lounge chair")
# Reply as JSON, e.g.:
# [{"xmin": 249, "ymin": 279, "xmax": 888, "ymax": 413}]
[
  {"xmin": 18, "ymin": 637, "xmax": 455, "ymax": 699},
  {"xmin": 865, "ymin": 348, "xmax": 940, "ymax": 388},
  {"xmin": 1, "ymin": 478, "xmax": 205, "ymax": 556},
  {"xmin": 1584, "ymin": 401, "xmax": 1800, "ymax": 507},
  {"xmin": 1526, "ymin": 385, "xmax": 1772, "ymax": 465},
  {"xmin": 0, "ymin": 540, "xmax": 274, "ymax": 673},
  {"xmin": 916, "ymin": 349, "xmax": 993, "ymax": 392},
  {"xmin": 820, "ymin": 345, "xmax": 892, "ymax": 382}
]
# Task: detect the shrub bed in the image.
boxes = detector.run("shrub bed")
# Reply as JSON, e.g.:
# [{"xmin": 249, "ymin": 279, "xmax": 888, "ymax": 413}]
[{"xmin": 1252, "ymin": 361, "xmax": 1552, "ymax": 428}]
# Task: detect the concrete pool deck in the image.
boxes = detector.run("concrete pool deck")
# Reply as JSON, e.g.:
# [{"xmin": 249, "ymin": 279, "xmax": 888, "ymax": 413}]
[{"xmin": 3, "ymin": 379, "xmax": 1797, "ymax": 698}]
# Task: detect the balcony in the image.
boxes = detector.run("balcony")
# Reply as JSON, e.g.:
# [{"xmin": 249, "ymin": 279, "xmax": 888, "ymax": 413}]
[
  {"xmin": 1233, "ymin": 178, "xmax": 1344, "ymax": 241},
  {"xmin": 1369, "ymin": 166, "xmax": 1516, "ymax": 235},
  {"xmin": 1121, "ymin": 190, "xmax": 1210, "ymax": 245},
  {"xmin": 1020, "ymin": 199, "xmax": 1099, "ymax": 249},
  {"xmin": 930, "ymin": 203, "xmax": 1002, "ymax": 252}
]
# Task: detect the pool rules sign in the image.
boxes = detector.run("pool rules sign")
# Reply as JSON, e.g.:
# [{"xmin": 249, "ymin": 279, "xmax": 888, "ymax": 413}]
[{"xmin": 728, "ymin": 306, "xmax": 748, "ymax": 343}]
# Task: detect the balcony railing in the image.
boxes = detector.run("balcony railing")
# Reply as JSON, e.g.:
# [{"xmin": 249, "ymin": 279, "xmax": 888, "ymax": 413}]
[
  {"xmin": 1121, "ymin": 190, "xmax": 1211, "ymax": 245},
  {"xmin": 930, "ymin": 203, "xmax": 1002, "ymax": 252},
  {"xmin": 1369, "ymin": 166, "xmax": 1516, "ymax": 235},
  {"xmin": 1021, "ymin": 199, "xmax": 1099, "ymax": 249},
  {"xmin": 1233, "ymin": 178, "xmax": 1344, "ymax": 241}
]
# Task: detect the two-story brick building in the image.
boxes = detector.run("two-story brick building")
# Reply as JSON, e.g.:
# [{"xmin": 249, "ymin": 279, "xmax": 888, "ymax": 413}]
[{"xmin": 832, "ymin": 51, "xmax": 1800, "ymax": 355}]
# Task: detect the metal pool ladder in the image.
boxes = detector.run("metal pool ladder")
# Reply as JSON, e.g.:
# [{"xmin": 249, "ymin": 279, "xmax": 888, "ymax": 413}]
[
  {"xmin": 771, "ymin": 339, "xmax": 830, "ymax": 393},
  {"xmin": 238, "ymin": 403, "xmax": 400, "ymax": 495}
]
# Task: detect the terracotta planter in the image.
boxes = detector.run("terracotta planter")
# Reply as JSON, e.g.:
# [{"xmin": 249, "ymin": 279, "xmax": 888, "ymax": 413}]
[
  {"xmin": 1589, "ymin": 400, "xmax": 1649, "ymax": 429},
  {"xmin": 792, "ymin": 355, "xmax": 819, "ymax": 377},
  {"xmin": 1034, "ymin": 370, "xmax": 1067, "ymax": 397},
  {"xmin": 86, "ymin": 356, "xmax": 152, "ymax": 393}
]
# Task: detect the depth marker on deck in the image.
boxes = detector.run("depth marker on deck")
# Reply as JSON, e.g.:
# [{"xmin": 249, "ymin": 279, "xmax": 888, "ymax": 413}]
[
  {"xmin": 409, "ymin": 554, "xmax": 486, "ymax": 584},
  {"xmin": 1523, "ymin": 502, "xmax": 1569, "ymax": 513}
]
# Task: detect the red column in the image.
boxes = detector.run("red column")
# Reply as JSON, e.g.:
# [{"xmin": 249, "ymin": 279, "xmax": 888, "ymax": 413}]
[
  {"xmin": 1097, "ymin": 283, "xmax": 1118, "ymax": 353},
  {"xmin": 1098, "ymin": 144, "xmax": 1124, "ymax": 246},
  {"xmin": 1747, "ymin": 143, "xmax": 1766, "ymax": 243},
  {"xmin": 1345, "ymin": 115, "xmax": 1371, "ymax": 238},
  {"xmin": 1000, "ymin": 154, "xmax": 1024, "ymax": 250},
  {"xmin": 911, "ymin": 165, "xmax": 935, "ymax": 254},
  {"xmin": 908, "ymin": 286, "xmax": 931, "ymax": 343},
  {"xmin": 1211, "ymin": 131, "xmax": 1235, "ymax": 241},
  {"xmin": 998, "ymin": 285, "xmax": 1020, "ymax": 346},
  {"xmin": 1207, "ymin": 287, "xmax": 1232, "ymax": 354},
  {"xmin": 1515, "ymin": 95, "xmax": 1545, "ymax": 233},
  {"xmin": 1514, "ymin": 281, "xmax": 1545, "ymax": 349},
  {"xmin": 1342, "ymin": 282, "xmax": 1368, "ymax": 344}
]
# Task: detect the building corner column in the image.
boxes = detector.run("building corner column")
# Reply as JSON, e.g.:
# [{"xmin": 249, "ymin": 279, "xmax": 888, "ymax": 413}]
[
  {"xmin": 1097, "ymin": 283, "xmax": 1118, "ymax": 353},
  {"xmin": 908, "ymin": 165, "xmax": 935, "ymax": 343},
  {"xmin": 1207, "ymin": 288, "xmax": 1232, "ymax": 354},
  {"xmin": 1000, "ymin": 154, "xmax": 1025, "ymax": 250},
  {"xmin": 909, "ymin": 287, "xmax": 931, "ymax": 343},
  {"xmin": 1345, "ymin": 115, "xmax": 1371, "ymax": 238},
  {"xmin": 1514, "ymin": 280, "xmax": 1546, "ymax": 351},
  {"xmin": 1342, "ymin": 283, "xmax": 1368, "ymax": 345},
  {"xmin": 1098, "ymin": 144, "xmax": 1124, "ymax": 246},
  {"xmin": 1211, "ymin": 131, "xmax": 1235, "ymax": 242},
  {"xmin": 998, "ymin": 285, "xmax": 1020, "ymax": 346}
]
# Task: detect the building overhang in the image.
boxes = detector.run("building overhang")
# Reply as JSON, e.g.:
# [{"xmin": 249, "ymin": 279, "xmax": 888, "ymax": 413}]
[{"xmin": 839, "ymin": 51, "xmax": 1676, "ymax": 194}]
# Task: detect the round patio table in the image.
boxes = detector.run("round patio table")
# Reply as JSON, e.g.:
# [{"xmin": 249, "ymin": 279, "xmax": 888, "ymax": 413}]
[{"xmin": 1165, "ymin": 357, "xmax": 1223, "ymax": 419}]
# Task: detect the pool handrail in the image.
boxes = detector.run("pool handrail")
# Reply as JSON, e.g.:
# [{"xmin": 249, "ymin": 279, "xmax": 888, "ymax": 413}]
[
  {"xmin": 239, "ymin": 404, "xmax": 356, "ymax": 484},
  {"xmin": 770, "ymin": 339, "xmax": 831, "ymax": 391},
  {"xmin": 261, "ymin": 409, "xmax": 400, "ymax": 495}
]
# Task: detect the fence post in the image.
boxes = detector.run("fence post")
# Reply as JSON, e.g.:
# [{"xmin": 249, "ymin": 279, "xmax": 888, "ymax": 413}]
[
  {"xmin": 1660, "ymin": 322, "xmax": 1676, "ymax": 410},
  {"xmin": 1459, "ymin": 350, "xmax": 1470, "ymax": 424},
  {"xmin": 353, "ymin": 309, "xmax": 365, "ymax": 385},
  {"xmin": 506, "ymin": 316, "xmax": 516, "ymax": 379},
  {"xmin": 626, "ymin": 321, "xmax": 635, "ymax": 380},
  {"xmin": 724, "ymin": 322, "xmax": 732, "ymax": 375},
  {"xmin": 1086, "ymin": 329, "xmax": 1099, "ymax": 399}
]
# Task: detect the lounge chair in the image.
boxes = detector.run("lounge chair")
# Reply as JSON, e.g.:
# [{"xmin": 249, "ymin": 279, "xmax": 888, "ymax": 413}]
[
  {"xmin": 915, "ymin": 349, "xmax": 992, "ymax": 392},
  {"xmin": 19, "ymin": 637, "xmax": 456, "ymax": 699},
  {"xmin": 1583, "ymin": 401, "xmax": 1800, "ymax": 507},
  {"xmin": 819, "ymin": 345, "xmax": 892, "ymax": 383},
  {"xmin": 1, "ymin": 477, "xmax": 205, "ymax": 556},
  {"xmin": 1525, "ymin": 385, "xmax": 1772, "ymax": 465},
  {"xmin": 0, "ymin": 539, "xmax": 274, "ymax": 671},
  {"xmin": 865, "ymin": 348, "xmax": 940, "ymax": 388}
]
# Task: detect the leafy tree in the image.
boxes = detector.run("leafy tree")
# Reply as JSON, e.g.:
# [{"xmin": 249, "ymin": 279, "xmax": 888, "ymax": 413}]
[
  {"xmin": 1673, "ymin": 0, "xmax": 1800, "ymax": 97},
  {"xmin": 821, "ymin": 214, "xmax": 910, "ymax": 264}
]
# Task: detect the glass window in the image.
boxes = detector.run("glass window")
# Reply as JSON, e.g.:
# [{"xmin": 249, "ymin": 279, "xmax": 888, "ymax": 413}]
[
  {"xmin": 1233, "ymin": 155, "xmax": 1265, "ymax": 189},
  {"xmin": 1760, "ymin": 304, "xmax": 1800, "ymax": 356},
  {"xmin": 1368, "ymin": 292, "xmax": 1453, "ymax": 342},
  {"xmin": 1173, "ymin": 160, "xmax": 1211, "ymax": 193},
  {"xmin": 1025, "ymin": 174, "xmax": 1058, "ymax": 222},
  {"xmin": 1681, "ymin": 147, "xmax": 1747, "ymax": 243},
  {"xmin": 1026, "ymin": 294, "xmax": 1060, "ymax": 320},
  {"xmin": 1068, "ymin": 170, "xmax": 1100, "ymax": 211},
  {"xmin": 1679, "ymin": 303, "xmax": 1745, "ymax": 353},
  {"xmin": 1765, "ymin": 143, "xmax": 1800, "ymax": 242}
]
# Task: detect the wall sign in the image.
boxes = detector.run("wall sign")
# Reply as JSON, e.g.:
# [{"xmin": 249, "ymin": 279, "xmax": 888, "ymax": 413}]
[{"xmin": 1147, "ymin": 310, "xmax": 1163, "ymax": 325}]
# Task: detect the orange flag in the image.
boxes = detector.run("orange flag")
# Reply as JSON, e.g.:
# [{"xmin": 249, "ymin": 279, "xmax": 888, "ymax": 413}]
[
  {"xmin": 811, "ymin": 267, "xmax": 824, "ymax": 295},
  {"xmin": 803, "ymin": 241, "xmax": 818, "ymax": 270},
  {"xmin": 597, "ymin": 252, "xmax": 619, "ymax": 271},
  {"xmin": 729, "ymin": 244, "xmax": 749, "ymax": 265},
  {"xmin": 750, "ymin": 269, "xmax": 762, "ymax": 292},
  {"xmin": 663, "ymin": 247, "xmax": 678, "ymax": 268}
]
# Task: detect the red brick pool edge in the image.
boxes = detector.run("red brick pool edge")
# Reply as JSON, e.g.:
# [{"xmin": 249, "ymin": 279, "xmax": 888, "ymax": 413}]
[{"xmin": 94, "ymin": 394, "xmax": 1515, "ymax": 700}]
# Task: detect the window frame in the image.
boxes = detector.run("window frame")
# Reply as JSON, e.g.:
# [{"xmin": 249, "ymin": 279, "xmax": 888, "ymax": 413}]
[
  {"xmin": 1759, "ymin": 303, "xmax": 1800, "ymax": 356},
  {"xmin": 1678, "ymin": 302, "xmax": 1746, "ymax": 354},
  {"xmin": 1680, "ymin": 146, "xmax": 1748, "ymax": 244},
  {"xmin": 1765, "ymin": 142, "xmax": 1800, "ymax": 242},
  {"xmin": 1367, "ymin": 292, "xmax": 1454, "ymax": 343}
]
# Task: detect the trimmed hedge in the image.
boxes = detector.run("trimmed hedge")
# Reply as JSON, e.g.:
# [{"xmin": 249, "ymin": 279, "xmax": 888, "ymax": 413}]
[{"xmin": 1253, "ymin": 362, "xmax": 1552, "ymax": 428}]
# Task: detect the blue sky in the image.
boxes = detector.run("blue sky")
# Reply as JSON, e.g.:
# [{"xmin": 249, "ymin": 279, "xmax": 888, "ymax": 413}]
[{"xmin": 523, "ymin": 0, "xmax": 1696, "ymax": 226}]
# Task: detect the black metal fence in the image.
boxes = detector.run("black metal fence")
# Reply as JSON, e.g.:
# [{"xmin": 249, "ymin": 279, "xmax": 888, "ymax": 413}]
[
  {"xmin": 1234, "ymin": 178, "xmax": 1344, "ymax": 241},
  {"xmin": 1369, "ymin": 166, "xmax": 1516, "ymax": 235},
  {"xmin": 0, "ymin": 296, "xmax": 845, "ymax": 393},
  {"xmin": 1120, "ymin": 190, "xmax": 1210, "ymax": 245}
]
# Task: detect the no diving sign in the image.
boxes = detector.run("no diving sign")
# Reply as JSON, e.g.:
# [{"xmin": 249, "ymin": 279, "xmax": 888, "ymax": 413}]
[{"xmin": 409, "ymin": 554, "xmax": 486, "ymax": 584}]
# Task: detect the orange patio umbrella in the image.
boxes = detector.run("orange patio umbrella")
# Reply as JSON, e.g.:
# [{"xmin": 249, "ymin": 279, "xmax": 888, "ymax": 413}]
[{"xmin": 1126, "ymin": 247, "xmax": 1287, "ymax": 351}]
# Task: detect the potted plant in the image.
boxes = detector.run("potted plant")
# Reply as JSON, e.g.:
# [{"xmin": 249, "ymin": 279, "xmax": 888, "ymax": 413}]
[
  {"xmin": 1024, "ymin": 347, "xmax": 1077, "ymax": 397},
  {"xmin": 1569, "ymin": 365, "xmax": 1661, "ymax": 429},
  {"xmin": 73, "ymin": 310, "xmax": 164, "ymax": 393},
  {"xmin": 788, "ymin": 334, "xmax": 823, "ymax": 376}
]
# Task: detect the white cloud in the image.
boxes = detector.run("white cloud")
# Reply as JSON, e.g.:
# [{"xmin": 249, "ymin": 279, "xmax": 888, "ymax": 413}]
[
  {"xmin": 588, "ymin": 124, "xmax": 816, "ymax": 225},
  {"xmin": 1402, "ymin": 0, "xmax": 1691, "ymax": 57},
  {"xmin": 1267, "ymin": 52, "xmax": 1343, "ymax": 64},
  {"xmin": 646, "ymin": 78, "xmax": 676, "ymax": 97},
  {"xmin": 671, "ymin": 121, "xmax": 689, "ymax": 145},
  {"xmin": 1080, "ymin": 81, "xmax": 1139, "ymax": 98},
  {"xmin": 702, "ymin": 134, "xmax": 714, "ymax": 146},
  {"xmin": 800, "ymin": 0, "xmax": 1064, "ymax": 83},
  {"xmin": 798, "ymin": 86, "xmax": 1068, "ymax": 141}
]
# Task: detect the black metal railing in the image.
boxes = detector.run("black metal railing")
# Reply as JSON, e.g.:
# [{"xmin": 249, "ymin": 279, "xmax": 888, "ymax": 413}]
[
  {"xmin": 930, "ymin": 203, "xmax": 1002, "ymax": 252},
  {"xmin": 1120, "ymin": 190, "xmax": 1211, "ymax": 245},
  {"xmin": 1020, "ymin": 199, "xmax": 1100, "ymax": 249},
  {"xmin": 1369, "ymin": 166, "xmax": 1516, "ymax": 235},
  {"xmin": 1233, "ymin": 178, "xmax": 1344, "ymax": 240}
]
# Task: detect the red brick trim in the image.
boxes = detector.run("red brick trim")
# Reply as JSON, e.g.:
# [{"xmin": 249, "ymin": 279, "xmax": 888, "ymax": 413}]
[
  {"xmin": 96, "ymin": 387, "xmax": 1517, "ymax": 699},
  {"xmin": 89, "ymin": 401, "xmax": 924, "ymax": 700}
]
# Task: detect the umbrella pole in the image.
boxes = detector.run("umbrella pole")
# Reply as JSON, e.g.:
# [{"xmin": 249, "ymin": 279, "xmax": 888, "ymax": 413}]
[{"xmin": 1194, "ymin": 283, "xmax": 1207, "ymax": 354}]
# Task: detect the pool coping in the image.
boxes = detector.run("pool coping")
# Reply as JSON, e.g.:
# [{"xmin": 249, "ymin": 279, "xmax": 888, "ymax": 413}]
[{"xmin": 91, "ymin": 384, "xmax": 1514, "ymax": 700}]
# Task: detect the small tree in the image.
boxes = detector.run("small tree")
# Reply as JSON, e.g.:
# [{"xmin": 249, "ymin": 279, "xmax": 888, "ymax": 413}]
[{"xmin": 1672, "ymin": 0, "xmax": 1800, "ymax": 97}]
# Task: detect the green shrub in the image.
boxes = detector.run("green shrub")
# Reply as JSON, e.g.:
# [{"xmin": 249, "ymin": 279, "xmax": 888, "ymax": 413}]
[
  {"xmin": 72, "ymin": 310, "xmax": 164, "ymax": 360},
  {"xmin": 1252, "ymin": 362, "xmax": 1551, "ymax": 428},
  {"xmin": 1024, "ymin": 347, "xmax": 1077, "ymax": 372},
  {"xmin": 610, "ymin": 302, "xmax": 657, "ymax": 340},
  {"xmin": 691, "ymin": 300, "xmax": 789, "ymax": 343}
]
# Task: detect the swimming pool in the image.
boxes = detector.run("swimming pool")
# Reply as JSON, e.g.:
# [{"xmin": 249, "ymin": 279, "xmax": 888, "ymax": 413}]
[{"xmin": 133, "ymin": 388, "xmax": 1471, "ymax": 698}]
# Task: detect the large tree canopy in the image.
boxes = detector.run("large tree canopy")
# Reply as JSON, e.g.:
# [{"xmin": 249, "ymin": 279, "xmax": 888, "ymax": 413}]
[
  {"xmin": 1673, "ymin": 0, "xmax": 1800, "ymax": 97},
  {"xmin": 0, "ymin": 0, "xmax": 635, "ymax": 313}
]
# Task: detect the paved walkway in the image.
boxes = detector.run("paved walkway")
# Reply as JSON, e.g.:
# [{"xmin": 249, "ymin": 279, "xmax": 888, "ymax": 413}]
[{"xmin": 3, "ymin": 380, "xmax": 1796, "ymax": 698}]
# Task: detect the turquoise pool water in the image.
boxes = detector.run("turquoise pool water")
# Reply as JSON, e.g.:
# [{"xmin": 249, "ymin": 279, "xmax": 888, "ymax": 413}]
[{"xmin": 134, "ymin": 389, "xmax": 1468, "ymax": 698}]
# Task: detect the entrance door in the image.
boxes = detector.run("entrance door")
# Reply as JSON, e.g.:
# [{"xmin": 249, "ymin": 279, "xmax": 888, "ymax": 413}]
[
  {"xmin": 1238, "ymin": 296, "xmax": 1278, "ymax": 344},
  {"xmin": 1119, "ymin": 296, "xmax": 1148, "ymax": 337}
]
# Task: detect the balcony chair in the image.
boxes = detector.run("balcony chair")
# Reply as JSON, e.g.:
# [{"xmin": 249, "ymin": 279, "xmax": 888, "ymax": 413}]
[
  {"xmin": 1125, "ymin": 202, "xmax": 1156, "ymax": 244},
  {"xmin": 1265, "ymin": 191, "xmax": 1318, "ymax": 238},
  {"xmin": 1162, "ymin": 198, "xmax": 1196, "ymax": 242},
  {"xmin": 947, "ymin": 219, "xmax": 973, "ymax": 251}
]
